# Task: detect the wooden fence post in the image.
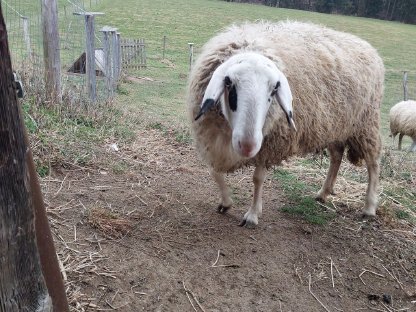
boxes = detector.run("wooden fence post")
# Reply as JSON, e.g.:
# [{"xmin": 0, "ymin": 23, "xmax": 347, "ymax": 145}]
[
  {"xmin": 74, "ymin": 12, "xmax": 104, "ymax": 103},
  {"xmin": 101, "ymin": 26, "xmax": 113, "ymax": 97},
  {"xmin": 403, "ymin": 71, "xmax": 408, "ymax": 101},
  {"xmin": 110, "ymin": 28, "xmax": 118, "ymax": 87},
  {"xmin": 188, "ymin": 42, "xmax": 194, "ymax": 72},
  {"xmin": 163, "ymin": 35, "xmax": 166, "ymax": 59},
  {"xmin": 1, "ymin": 6, "xmax": 68, "ymax": 311},
  {"xmin": 116, "ymin": 32, "xmax": 121, "ymax": 79},
  {"xmin": 41, "ymin": 0, "xmax": 61, "ymax": 103},
  {"xmin": 21, "ymin": 16, "xmax": 31, "ymax": 58},
  {"xmin": 84, "ymin": 14, "xmax": 96, "ymax": 102}
]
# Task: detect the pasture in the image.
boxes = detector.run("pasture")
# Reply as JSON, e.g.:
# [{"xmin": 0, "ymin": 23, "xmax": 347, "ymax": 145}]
[{"xmin": 24, "ymin": 0, "xmax": 416, "ymax": 310}]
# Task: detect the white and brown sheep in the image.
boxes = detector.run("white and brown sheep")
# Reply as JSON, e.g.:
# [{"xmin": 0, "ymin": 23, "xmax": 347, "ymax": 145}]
[
  {"xmin": 389, "ymin": 100, "xmax": 416, "ymax": 152},
  {"xmin": 187, "ymin": 21, "xmax": 385, "ymax": 227}
]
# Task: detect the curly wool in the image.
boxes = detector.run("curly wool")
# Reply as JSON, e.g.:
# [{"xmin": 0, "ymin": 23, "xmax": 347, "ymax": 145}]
[
  {"xmin": 187, "ymin": 20, "xmax": 384, "ymax": 172},
  {"xmin": 389, "ymin": 100, "xmax": 416, "ymax": 140}
]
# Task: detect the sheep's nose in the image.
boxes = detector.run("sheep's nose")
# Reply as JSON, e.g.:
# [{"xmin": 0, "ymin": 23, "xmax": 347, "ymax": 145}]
[{"xmin": 238, "ymin": 140, "xmax": 256, "ymax": 158}]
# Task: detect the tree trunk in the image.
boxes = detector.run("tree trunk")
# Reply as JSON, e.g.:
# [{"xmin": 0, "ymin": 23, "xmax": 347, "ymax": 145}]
[{"xmin": 0, "ymin": 4, "xmax": 60, "ymax": 311}]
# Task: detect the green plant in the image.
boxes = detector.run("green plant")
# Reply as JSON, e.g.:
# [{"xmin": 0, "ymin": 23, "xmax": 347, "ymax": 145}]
[{"xmin": 273, "ymin": 168, "xmax": 336, "ymax": 225}]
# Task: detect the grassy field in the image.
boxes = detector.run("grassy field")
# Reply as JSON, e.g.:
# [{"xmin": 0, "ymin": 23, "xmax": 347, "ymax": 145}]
[{"xmin": 93, "ymin": 0, "xmax": 416, "ymax": 141}]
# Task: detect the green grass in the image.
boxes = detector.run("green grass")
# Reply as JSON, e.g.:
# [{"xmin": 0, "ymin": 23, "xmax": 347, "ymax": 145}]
[
  {"xmin": 92, "ymin": 0, "xmax": 416, "ymax": 141},
  {"xmin": 273, "ymin": 168, "xmax": 336, "ymax": 225}
]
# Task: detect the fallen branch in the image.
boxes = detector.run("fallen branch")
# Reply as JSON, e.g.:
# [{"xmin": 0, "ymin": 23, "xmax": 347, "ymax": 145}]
[{"xmin": 308, "ymin": 274, "xmax": 331, "ymax": 312}]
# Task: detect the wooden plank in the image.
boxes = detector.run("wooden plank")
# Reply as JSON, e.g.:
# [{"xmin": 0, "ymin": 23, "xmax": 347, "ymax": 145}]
[
  {"xmin": 101, "ymin": 30, "xmax": 112, "ymax": 97},
  {"xmin": 84, "ymin": 14, "xmax": 96, "ymax": 102},
  {"xmin": 41, "ymin": 0, "xmax": 61, "ymax": 103}
]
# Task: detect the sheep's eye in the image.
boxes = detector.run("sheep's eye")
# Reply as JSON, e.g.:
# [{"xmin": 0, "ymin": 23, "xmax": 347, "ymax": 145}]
[
  {"xmin": 271, "ymin": 81, "xmax": 280, "ymax": 96},
  {"xmin": 229, "ymin": 85, "xmax": 237, "ymax": 112},
  {"xmin": 224, "ymin": 76, "xmax": 232, "ymax": 89}
]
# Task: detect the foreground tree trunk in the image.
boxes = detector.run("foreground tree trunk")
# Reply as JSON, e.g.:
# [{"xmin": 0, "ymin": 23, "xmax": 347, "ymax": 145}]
[{"xmin": 0, "ymin": 4, "xmax": 68, "ymax": 311}]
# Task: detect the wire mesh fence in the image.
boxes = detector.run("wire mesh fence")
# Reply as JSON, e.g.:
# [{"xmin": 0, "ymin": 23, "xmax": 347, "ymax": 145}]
[{"xmin": 2, "ymin": 0, "xmax": 124, "ymax": 110}]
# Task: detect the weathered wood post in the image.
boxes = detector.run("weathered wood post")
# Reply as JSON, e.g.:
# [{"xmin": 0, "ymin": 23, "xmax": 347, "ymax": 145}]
[
  {"xmin": 163, "ymin": 35, "xmax": 166, "ymax": 59},
  {"xmin": 101, "ymin": 26, "xmax": 112, "ymax": 97},
  {"xmin": 116, "ymin": 32, "xmax": 122, "ymax": 79},
  {"xmin": 403, "ymin": 71, "xmax": 408, "ymax": 101},
  {"xmin": 21, "ymin": 16, "xmax": 31, "ymax": 58},
  {"xmin": 74, "ymin": 12, "xmax": 104, "ymax": 103},
  {"xmin": 0, "ymin": 5, "xmax": 68, "ymax": 311},
  {"xmin": 41, "ymin": 0, "xmax": 61, "ymax": 103},
  {"xmin": 110, "ymin": 28, "xmax": 118, "ymax": 87},
  {"xmin": 188, "ymin": 42, "xmax": 194, "ymax": 72}
]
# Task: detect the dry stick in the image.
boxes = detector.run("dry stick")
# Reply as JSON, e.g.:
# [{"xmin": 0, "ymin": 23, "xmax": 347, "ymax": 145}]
[
  {"xmin": 381, "ymin": 264, "xmax": 404, "ymax": 291},
  {"xmin": 330, "ymin": 257, "xmax": 335, "ymax": 288},
  {"xmin": 54, "ymin": 173, "xmax": 68, "ymax": 196},
  {"xmin": 359, "ymin": 269, "xmax": 385, "ymax": 286},
  {"xmin": 294, "ymin": 264, "xmax": 303, "ymax": 285},
  {"xmin": 308, "ymin": 274, "xmax": 331, "ymax": 312},
  {"xmin": 135, "ymin": 195, "xmax": 148, "ymax": 206},
  {"xmin": 211, "ymin": 250, "xmax": 240, "ymax": 268},
  {"xmin": 182, "ymin": 281, "xmax": 197, "ymax": 312},
  {"xmin": 380, "ymin": 302, "xmax": 395, "ymax": 312},
  {"xmin": 182, "ymin": 281, "xmax": 207, "ymax": 312},
  {"xmin": 212, "ymin": 250, "xmax": 221, "ymax": 267}
]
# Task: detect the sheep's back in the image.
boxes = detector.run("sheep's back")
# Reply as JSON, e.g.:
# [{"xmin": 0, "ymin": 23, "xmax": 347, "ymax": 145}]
[
  {"xmin": 187, "ymin": 21, "xmax": 385, "ymax": 171},
  {"xmin": 389, "ymin": 100, "xmax": 416, "ymax": 138}
]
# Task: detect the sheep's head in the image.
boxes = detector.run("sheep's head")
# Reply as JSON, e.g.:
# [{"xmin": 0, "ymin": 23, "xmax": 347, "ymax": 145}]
[{"xmin": 195, "ymin": 52, "xmax": 296, "ymax": 158}]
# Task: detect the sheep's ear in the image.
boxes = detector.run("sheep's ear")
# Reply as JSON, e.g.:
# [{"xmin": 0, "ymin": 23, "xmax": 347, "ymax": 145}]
[
  {"xmin": 195, "ymin": 62, "xmax": 227, "ymax": 121},
  {"xmin": 274, "ymin": 73, "xmax": 297, "ymax": 131}
]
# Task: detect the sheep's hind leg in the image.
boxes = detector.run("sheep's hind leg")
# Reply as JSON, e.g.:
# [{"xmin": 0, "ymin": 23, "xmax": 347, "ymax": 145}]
[
  {"xmin": 362, "ymin": 139, "xmax": 381, "ymax": 217},
  {"xmin": 316, "ymin": 143, "xmax": 345, "ymax": 203},
  {"xmin": 240, "ymin": 165, "xmax": 267, "ymax": 228},
  {"xmin": 409, "ymin": 139, "xmax": 416, "ymax": 152},
  {"xmin": 211, "ymin": 170, "xmax": 233, "ymax": 213},
  {"xmin": 398, "ymin": 133, "xmax": 404, "ymax": 150}
]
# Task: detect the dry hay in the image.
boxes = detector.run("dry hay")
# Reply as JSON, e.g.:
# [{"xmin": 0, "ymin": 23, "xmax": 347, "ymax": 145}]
[
  {"xmin": 88, "ymin": 207, "xmax": 133, "ymax": 239},
  {"xmin": 282, "ymin": 146, "xmax": 416, "ymax": 231}
]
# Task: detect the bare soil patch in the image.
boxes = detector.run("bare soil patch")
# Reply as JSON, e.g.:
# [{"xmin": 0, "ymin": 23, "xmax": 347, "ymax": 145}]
[{"xmin": 42, "ymin": 128, "xmax": 416, "ymax": 312}]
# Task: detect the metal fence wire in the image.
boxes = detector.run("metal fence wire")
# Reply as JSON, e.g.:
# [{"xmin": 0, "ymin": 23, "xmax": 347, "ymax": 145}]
[{"xmin": 2, "ymin": 0, "xmax": 124, "ymax": 107}]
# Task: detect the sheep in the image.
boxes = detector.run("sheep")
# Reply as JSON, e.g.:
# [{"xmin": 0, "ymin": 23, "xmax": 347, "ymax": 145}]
[
  {"xmin": 389, "ymin": 100, "xmax": 416, "ymax": 152},
  {"xmin": 187, "ymin": 20, "xmax": 385, "ymax": 227}
]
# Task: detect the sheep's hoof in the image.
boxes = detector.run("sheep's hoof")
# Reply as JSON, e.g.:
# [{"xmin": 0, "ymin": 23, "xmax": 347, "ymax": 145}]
[
  {"xmin": 315, "ymin": 196, "xmax": 326, "ymax": 203},
  {"xmin": 361, "ymin": 211, "xmax": 376, "ymax": 220},
  {"xmin": 239, "ymin": 218, "xmax": 257, "ymax": 228},
  {"xmin": 217, "ymin": 204, "xmax": 231, "ymax": 214},
  {"xmin": 362, "ymin": 206, "xmax": 377, "ymax": 218},
  {"xmin": 239, "ymin": 213, "xmax": 258, "ymax": 228}
]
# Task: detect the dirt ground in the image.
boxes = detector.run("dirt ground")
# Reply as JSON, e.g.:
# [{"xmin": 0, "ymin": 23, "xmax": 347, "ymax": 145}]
[{"xmin": 42, "ymin": 128, "xmax": 416, "ymax": 312}]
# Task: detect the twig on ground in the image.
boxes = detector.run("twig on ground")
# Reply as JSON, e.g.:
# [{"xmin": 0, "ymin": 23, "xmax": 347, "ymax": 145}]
[
  {"xmin": 211, "ymin": 250, "xmax": 240, "ymax": 268},
  {"xmin": 330, "ymin": 257, "xmax": 335, "ymax": 288},
  {"xmin": 308, "ymin": 274, "xmax": 331, "ymax": 312},
  {"xmin": 294, "ymin": 264, "xmax": 303, "ymax": 285},
  {"xmin": 135, "ymin": 195, "xmax": 148, "ymax": 206},
  {"xmin": 54, "ymin": 174, "xmax": 68, "ymax": 197},
  {"xmin": 182, "ymin": 281, "xmax": 198, "ymax": 312},
  {"xmin": 381, "ymin": 264, "xmax": 404, "ymax": 291},
  {"xmin": 359, "ymin": 269, "xmax": 385, "ymax": 286}
]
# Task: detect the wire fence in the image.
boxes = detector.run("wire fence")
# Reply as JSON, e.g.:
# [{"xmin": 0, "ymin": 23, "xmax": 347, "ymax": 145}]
[{"xmin": 2, "ymin": 0, "xmax": 125, "ymax": 110}]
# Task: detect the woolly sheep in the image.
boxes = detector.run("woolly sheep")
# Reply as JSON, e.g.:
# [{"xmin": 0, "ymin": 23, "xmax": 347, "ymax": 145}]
[
  {"xmin": 187, "ymin": 21, "xmax": 385, "ymax": 227},
  {"xmin": 389, "ymin": 100, "xmax": 416, "ymax": 152}
]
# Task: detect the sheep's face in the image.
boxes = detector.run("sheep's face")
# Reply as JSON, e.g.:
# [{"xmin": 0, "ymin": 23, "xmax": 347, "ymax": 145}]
[{"xmin": 195, "ymin": 52, "xmax": 296, "ymax": 158}]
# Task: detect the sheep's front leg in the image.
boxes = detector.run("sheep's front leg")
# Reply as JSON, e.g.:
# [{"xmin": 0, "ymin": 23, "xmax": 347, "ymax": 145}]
[
  {"xmin": 211, "ymin": 170, "xmax": 233, "ymax": 213},
  {"xmin": 240, "ymin": 165, "xmax": 267, "ymax": 228}
]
